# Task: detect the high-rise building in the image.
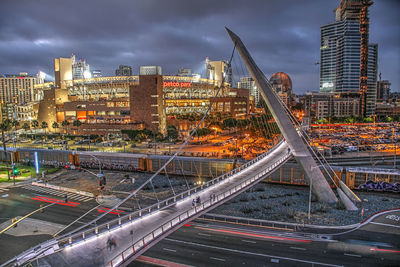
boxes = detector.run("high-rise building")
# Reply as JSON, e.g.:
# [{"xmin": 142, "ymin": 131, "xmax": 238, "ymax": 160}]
[
  {"xmin": 320, "ymin": 0, "xmax": 376, "ymax": 117},
  {"xmin": 54, "ymin": 56, "xmax": 73, "ymax": 88},
  {"xmin": 377, "ymin": 78, "xmax": 391, "ymax": 100},
  {"xmin": 0, "ymin": 72, "xmax": 42, "ymax": 104},
  {"xmin": 366, "ymin": 43, "xmax": 378, "ymax": 116},
  {"xmin": 72, "ymin": 55, "xmax": 91, "ymax": 79},
  {"xmin": 205, "ymin": 58, "xmax": 232, "ymax": 86},
  {"xmin": 237, "ymin": 77, "xmax": 259, "ymax": 106},
  {"xmin": 115, "ymin": 65, "xmax": 133, "ymax": 76}
]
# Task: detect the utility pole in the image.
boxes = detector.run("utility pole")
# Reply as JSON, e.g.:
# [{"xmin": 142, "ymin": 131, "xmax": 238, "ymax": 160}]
[
  {"xmin": 393, "ymin": 128, "xmax": 397, "ymax": 169},
  {"xmin": 308, "ymin": 175, "xmax": 312, "ymax": 221}
]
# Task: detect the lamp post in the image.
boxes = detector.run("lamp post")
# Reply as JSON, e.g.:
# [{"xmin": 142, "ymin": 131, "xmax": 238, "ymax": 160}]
[
  {"xmin": 393, "ymin": 128, "xmax": 397, "ymax": 169},
  {"xmin": 307, "ymin": 175, "xmax": 313, "ymax": 221}
]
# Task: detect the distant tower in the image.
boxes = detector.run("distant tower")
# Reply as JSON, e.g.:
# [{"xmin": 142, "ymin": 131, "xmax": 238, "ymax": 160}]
[
  {"xmin": 320, "ymin": 0, "xmax": 376, "ymax": 117},
  {"xmin": 237, "ymin": 77, "xmax": 259, "ymax": 106},
  {"xmin": 115, "ymin": 65, "xmax": 133, "ymax": 76},
  {"xmin": 72, "ymin": 55, "xmax": 91, "ymax": 79}
]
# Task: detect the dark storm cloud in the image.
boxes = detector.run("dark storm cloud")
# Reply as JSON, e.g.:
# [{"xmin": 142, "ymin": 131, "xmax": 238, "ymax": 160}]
[{"xmin": 0, "ymin": 0, "xmax": 399, "ymax": 93}]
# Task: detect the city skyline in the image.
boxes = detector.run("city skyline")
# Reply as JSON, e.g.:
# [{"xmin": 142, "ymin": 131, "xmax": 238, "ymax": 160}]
[{"xmin": 0, "ymin": 0, "xmax": 399, "ymax": 94}]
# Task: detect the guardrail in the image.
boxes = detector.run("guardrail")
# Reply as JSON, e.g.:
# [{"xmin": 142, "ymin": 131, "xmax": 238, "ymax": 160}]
[
  {"xmin": 11, "ymin": 140, "xmax": 288, "ymax": 267},
  {"xmin": 108, "ymin": 142, "xmax": 290, "ymax": 267}
]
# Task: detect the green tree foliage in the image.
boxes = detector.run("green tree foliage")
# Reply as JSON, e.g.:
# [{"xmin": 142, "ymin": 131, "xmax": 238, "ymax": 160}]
[{"xmin": 167, "ymin": 125, "xmax": 179, "ymax": 141}]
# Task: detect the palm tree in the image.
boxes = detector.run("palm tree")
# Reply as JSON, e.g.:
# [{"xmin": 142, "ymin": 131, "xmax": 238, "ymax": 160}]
[
  {"xmin": 0, "ymin": 119, "xmax": 11, "ymax": 152},
  {"xmin": 61, "ymin": 120, "xmax": 70, "ymax": 134},
  {"xmin": 41, "ymin": 121, "xmax": 48, "ymax": 146},
  {"xmin": 52, "ymin": 122, "xmax": 59, "ymax": 133},
  {"xmin": 72, "ymin": 120, "xmax": 82, "ymax": 135},
  {"xmin": 31, "ymin": 120, "xmax": 39, "ymax": 140}
]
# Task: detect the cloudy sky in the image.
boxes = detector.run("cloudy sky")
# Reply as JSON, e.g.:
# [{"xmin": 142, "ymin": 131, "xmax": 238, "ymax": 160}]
[{"xmin": 1, "ymin": 0, "xmax": 399, "ymax": 94}]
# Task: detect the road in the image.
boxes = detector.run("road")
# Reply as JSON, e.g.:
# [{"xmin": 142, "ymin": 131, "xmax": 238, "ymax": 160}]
[
  {"xmin": 129, "ymin": 210, "xmax": 400, "ymax": 267},
  {"xmin": 0, "ymin": 184, "xmax": 120, "ymax": 264}
]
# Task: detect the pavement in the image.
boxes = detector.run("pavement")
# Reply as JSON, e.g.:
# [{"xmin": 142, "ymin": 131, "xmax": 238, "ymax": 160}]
[{"xmin": 129, "ymin": 209, "xmax": 400, "ymax": 267}]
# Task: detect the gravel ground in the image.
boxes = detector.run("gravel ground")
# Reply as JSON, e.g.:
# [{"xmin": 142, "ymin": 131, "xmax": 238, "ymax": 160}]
[
  {"xmin": 45, "ymin": 169, "xmax": 400, "ymax": 226},
  {"xmin": 213, "ymin": 183, "xmax": 400, "ymax": 226}
]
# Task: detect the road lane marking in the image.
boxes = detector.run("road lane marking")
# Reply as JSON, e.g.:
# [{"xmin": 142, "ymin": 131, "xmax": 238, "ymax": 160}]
[
  {"xmin": 22, "ymin": 185, "xmax": 93, "ymax": 202},
  {"xmin": 370, "ymin": 222, "xmax": 400, "ymax": 229},
  {"xmin": 165, "ymin": 238, "xmax": 343, "ymax": 267},
  {"xmin": 370, "ymin": 248, "xmax": 400, "ymax": 253},
  {"xmin": 344, "ymin": 253, "xmax": 361, "ymax": 257},
  {"xmin": 194, "ymin": 226, "xmax": 311, "ymax": 242},
  {"xmin": 290, "ymin": 246, "xmax": 306, "ymax": 250},
  {"xmin": 242, "ymin": 239, "xmax": 256, "ymax": 244},
  {"xmin": 163, "ymin": 248, "xmax": 177, "ymax": 253},
  {"xmin": 210, "ymin": 257, "xmax": 226, "ymax": 262},
  {"xmin": 198, "ymin": 233, "xmax": 211, "ymax": 237}
]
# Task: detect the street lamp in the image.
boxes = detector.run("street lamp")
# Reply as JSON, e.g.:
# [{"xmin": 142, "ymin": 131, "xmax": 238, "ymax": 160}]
[{"xmin": 393, "ymin": 128, "xmax": 397, "ymax": 169}]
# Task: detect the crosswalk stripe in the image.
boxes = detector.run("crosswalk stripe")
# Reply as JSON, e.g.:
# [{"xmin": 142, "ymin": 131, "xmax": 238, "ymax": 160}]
[{"xmin": 22, "ymin": 185, "xmax": 93, "ymax": 201}]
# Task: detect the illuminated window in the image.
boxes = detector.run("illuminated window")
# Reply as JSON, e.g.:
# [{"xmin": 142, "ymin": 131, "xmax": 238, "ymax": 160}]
[
  {"xmin": 65, "ymin": 111, "xmax": 76, "ymax": 116},
  {"xmin": 107, "ymin": 102, "xmax": 115, "ymax": 107}
]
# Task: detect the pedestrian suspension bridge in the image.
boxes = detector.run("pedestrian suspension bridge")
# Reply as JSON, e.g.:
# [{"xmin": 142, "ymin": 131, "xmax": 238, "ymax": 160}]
[{"xmin": 5, "ymin": 28, "xmax": 360, "ymax": 267}]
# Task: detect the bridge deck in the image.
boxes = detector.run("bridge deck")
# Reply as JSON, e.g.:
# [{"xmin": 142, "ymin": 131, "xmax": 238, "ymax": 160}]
[{"xmin": 21, "ymin": 142, "xmax": 290, "ymax": 267}]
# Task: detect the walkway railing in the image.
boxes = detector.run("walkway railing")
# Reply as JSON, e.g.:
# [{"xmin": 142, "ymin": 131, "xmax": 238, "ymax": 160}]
[
  {"xmin": 11, "ymin": 140, "xmax": 290, "ymax": 267},
  {"xmin": 108, "ymin": 141, "xmax": 290, "ymax": 267}
]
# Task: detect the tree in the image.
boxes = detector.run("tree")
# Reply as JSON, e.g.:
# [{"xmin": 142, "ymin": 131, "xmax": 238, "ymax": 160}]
[
  {"xmin": 167, "ymin": 125, "xmax": 179, "ymax": 141},
  {"xmin": 52, "ymin": 122, "xmax": 59, "ymax": 133},
  {"xmin": 61, "ymin": 120, "xmax": 70, "ymax": 134},
  {"xmin": 0, "ymin": 119, "xmax": 12, "ymax": 152},
  {"xmin": 31, "ymin": 120, "xmax": 39, "ymax": 138},
  {"xmin": 41, "ymin": 121, "xmax": 48, "ymax": 145},
  {"xmin": 73, "ymin": 120, "xmax": 82, "ymax": 135},
  {"xmin": 223, "ymin": 118, "xmax": 237, "ymax": 130}
]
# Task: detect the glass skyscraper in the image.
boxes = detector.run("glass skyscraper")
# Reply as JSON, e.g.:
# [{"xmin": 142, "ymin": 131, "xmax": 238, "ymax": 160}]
[
  {"xmin": 320, "ymin": 20, "xmax": 361, "ymax": 94},
  {"xmin": 319, "ymin": 0, "xmax": 377, "ymax": 117}
]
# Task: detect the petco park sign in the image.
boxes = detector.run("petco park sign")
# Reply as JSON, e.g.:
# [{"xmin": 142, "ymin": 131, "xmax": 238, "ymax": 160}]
[{"xmin": 163, "ymin": 81, "xmax": 191, "ymax": 88}]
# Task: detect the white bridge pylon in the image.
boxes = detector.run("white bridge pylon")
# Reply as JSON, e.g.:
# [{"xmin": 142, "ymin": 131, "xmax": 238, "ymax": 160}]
[{"xmin": 14, "ymin": 141, "xmax": 291, "ymax": 267}]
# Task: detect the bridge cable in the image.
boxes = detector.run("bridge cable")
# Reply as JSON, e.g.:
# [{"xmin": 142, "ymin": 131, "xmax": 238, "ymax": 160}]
[{"xmin": 61, "ymin": 44, "xmax": 238, "ymax": 238}]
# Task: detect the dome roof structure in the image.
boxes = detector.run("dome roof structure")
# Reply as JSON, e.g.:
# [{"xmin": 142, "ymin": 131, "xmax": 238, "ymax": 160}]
[{"xmin": 269, "ymin": 72, "xmax": 292, "ymax": 92}]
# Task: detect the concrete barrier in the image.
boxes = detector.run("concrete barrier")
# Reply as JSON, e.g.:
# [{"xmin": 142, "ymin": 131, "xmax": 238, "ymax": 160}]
[{"xmin": 32, "ymin": 182, "xmax": 94, "ymax": 198}]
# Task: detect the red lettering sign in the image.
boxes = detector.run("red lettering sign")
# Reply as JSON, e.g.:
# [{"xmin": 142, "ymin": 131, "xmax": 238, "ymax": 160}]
[{"xmin": 163, "ymin": 81, "xmax": 191, "ymax": 88}]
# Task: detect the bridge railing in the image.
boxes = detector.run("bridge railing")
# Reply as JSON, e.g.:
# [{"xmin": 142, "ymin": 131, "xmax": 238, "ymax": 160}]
[
  {"xmin": 16, "ymin": 140, "xmax": 287, "ymax": 267},
  {"xmin": 108, "ymin": 142, "xmax": 291, "ymax": 267},
  {"xmin": 56, "ymin": 139, "xmax": 285, "ymax": 246}
]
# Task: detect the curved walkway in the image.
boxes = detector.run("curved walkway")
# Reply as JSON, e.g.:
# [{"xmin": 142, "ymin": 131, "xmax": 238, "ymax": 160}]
[{"xmin": 10, "ymin": 141, "xmax": 291, "ymax": 267}]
